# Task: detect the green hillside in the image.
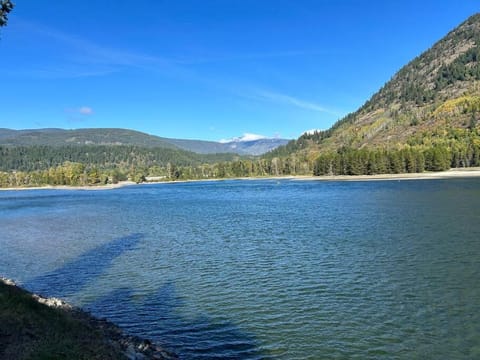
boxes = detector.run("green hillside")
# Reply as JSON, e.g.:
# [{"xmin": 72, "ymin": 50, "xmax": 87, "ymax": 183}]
[
  {"xmin": 0, "ymin": 128, "xmax": 178, "ymax": 148},
  {"xmin": 0, "ymin": 129, "xmax": 292, "ymax": 187},
  {"xmin": 0, "ymin": 128, "xmax": 289, "ymax": 156},
  {"xmin": 268, "ymin": 13, "xmax": 480, "ymax": 175}
]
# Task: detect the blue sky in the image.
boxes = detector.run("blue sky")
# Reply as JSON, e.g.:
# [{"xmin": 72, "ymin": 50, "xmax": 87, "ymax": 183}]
[{"xmin": 0, "ymin": 1, "xmax": 478, "ymax": 141}]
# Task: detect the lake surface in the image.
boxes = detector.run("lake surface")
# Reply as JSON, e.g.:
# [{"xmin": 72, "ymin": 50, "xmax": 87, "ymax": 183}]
[{"xmin": 1, "ymin": 179, "xmax": 480, "ymax": 359}]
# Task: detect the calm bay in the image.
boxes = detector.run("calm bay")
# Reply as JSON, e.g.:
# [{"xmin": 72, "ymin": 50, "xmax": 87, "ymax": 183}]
[{"xmin": 1, "ymin": 178, "xmax": 479, "ymax": 359}]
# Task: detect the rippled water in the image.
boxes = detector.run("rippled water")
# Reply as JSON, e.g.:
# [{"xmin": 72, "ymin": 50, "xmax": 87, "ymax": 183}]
[{"xmin": 1, "ymin": 179, "xmax": 480, "ymax": 359}]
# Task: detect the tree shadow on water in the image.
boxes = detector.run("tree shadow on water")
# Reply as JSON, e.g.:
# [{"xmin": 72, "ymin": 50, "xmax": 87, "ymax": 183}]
[
  {"xmin": 87, "ymin": 281, "xmax": 266, "ymax": 360},
  {"xmin": 25, "ymin": 233, "xmax": 143, "ymax": 298},
  {"xmin": 22, "ymin": 232, "xmax": 266, "ymax": 359}
]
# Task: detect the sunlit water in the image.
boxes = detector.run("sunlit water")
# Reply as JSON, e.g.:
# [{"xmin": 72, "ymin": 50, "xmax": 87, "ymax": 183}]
[{"xmin": 1, "ymin": 179, "xmax": 480, "ymax": 359}]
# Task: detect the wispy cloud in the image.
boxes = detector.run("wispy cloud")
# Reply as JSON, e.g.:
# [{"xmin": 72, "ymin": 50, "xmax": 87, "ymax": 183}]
[
  {"xmin": 78, "ymin": 106, "xmax": 93, "ymax": 115},
  {"xmin": 11, "ymin": 20, "xmax": 176, "ymax": 78},
  {"xmin": 64, "ymin": 106, "xmax": 94, "ymax": 123},
  {"xmin": 0, "ymin": 64, "xmax": 117, "ymax": 79},
  {"xmin": 174, "ymin": 49, "xmax": 329, "ymax": 65},
  {"xmin": 11, "ymin": 20, "xmax": 341, "ymax": 120},
  {"xmin": 252, "ymin": 89, "xmax": 340, "ymax": 115},
  {"xmin": 65, "ymin": 106, "xmax": 94, "ymax": 116},
  {"xmin": 11, "ymin": 20, "xmax": 331, "ymax": 85}
]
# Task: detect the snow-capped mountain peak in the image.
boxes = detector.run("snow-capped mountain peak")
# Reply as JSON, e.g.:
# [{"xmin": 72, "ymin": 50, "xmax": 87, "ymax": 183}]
[{"xmin": 219, "ymin": 133, "xmax": 268, "ymax": 143}]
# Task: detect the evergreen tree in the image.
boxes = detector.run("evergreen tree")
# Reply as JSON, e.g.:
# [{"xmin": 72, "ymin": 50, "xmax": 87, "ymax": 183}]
[{"xmin": 0, "ymin": 0, "xmax": 14, "ymax": 28}]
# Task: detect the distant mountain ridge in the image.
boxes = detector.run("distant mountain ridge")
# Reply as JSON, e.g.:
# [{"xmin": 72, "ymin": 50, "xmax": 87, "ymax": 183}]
[
  {"xmin": 167, "ymin": 137, "xmax": 289, "ymax": 156},
  {"xmin": 0, "ymin": 128, "xmax": 177, "ymax": 149},
  {"xmin": 0, "ymin": 128, "xmax": 289, "ymax": 156}
]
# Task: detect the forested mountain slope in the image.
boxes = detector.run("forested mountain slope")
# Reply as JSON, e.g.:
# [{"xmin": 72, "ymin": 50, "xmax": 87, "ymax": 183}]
[
  {"xmin": 0, "ymin": 128, "xmax": 288, "ymax": 156},
  {"xmin": 268, "ymin": 13, "xmax": 480, "ymax": 174},
  {"xmin": 0, "ymin": 128, "xmax": 178, "ymax": 148},
  {"xmin": 0, "ymin": 129, "xmax": 288, "ymax": 186}
]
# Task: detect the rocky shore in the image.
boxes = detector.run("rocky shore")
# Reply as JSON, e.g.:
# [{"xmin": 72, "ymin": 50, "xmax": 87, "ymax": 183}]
[{"xmin": 0, "ymin": 277, "xmax": 177, "ymax": 360}]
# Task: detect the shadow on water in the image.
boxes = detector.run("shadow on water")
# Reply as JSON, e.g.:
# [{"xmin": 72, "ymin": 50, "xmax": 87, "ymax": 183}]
[
  {"xmin": 23, "ymin": 232, "xmax": 264, "ymax": 358},
  {"xmin": 87, "ymin": 282, "xmax": 266, "ymax": 360},
  {"xmin": 25, "ymin": 233, "xmax": 143, "ymax": 297}
]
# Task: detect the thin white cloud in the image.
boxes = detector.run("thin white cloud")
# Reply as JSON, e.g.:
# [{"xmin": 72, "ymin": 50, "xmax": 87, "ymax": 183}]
[
  {"xmin": 4, "ymin": 66, "xmax": 117, "ymax": 79},
  {"xmin": 65, "ymin": 106, "xmax": 94, "ymax": 119},
  {"xmin": 175, "ymin": 49, "xmax": 330, "ymax": 65},
  {"xmin": 18, "ymin": 20, "xmax": 157, "ymax": 65},
  {"xmin": 253, "ymin": 89, "xmax": 340, "ymax": 115},
  {"xmin": 65, "ymin": 107, "xmax": 93, "ymax": 124},
  {"xmin": 78, "ymin": 106, "xmax": 93, "ymax": 115},
  {"xmin": 11, "ymin": 20, "xmax": 177, "ymax": 78},
  {"xmin": 11, "ymin": 20, "xmax": 342, "ymax": 122}
]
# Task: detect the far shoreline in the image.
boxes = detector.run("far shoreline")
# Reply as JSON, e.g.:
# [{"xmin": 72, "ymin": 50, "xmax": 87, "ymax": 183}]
[
  {"xmin": 0, "ymin": 180, "xmax": 138, "ymax": 192},
  {"xmin": 1, "ymin": 167, "xmax": 480, "ymax": 191},
  {"xmin": 298, "ymin": 167, "xmax": 480, "ymax": 182}
]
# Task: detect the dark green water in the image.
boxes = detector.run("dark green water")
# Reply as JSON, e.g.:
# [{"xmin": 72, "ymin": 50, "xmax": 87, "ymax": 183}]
[{"xmin": 1, "ymin": 178, "xmax": 480, "ymax": 359}]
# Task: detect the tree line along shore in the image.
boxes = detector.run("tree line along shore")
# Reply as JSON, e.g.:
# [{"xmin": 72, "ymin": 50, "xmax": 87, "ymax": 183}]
[{"xmin": 1, "ymin": 139, "xmax": 480, "ymax": 188}]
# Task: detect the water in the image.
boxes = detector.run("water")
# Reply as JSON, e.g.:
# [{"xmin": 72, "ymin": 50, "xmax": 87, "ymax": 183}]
[{"xmin": 1, "ymin": 179, "xmax": 480, "ymax": 359}]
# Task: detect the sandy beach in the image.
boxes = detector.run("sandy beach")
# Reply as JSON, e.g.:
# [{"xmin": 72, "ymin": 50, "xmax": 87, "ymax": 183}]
[
  {"xmin": 295, "ymin": 167, "xmax": 480, "ymax": 182},
  {"xmin": 0, "ymin": 181, "xmax": 138, "ymax": 191}
]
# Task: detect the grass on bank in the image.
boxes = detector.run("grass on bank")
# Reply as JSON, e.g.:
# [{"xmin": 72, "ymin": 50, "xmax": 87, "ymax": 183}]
[{"xmin": 0, "ymin": 281, "xmax": 126, "ymax": 360}]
